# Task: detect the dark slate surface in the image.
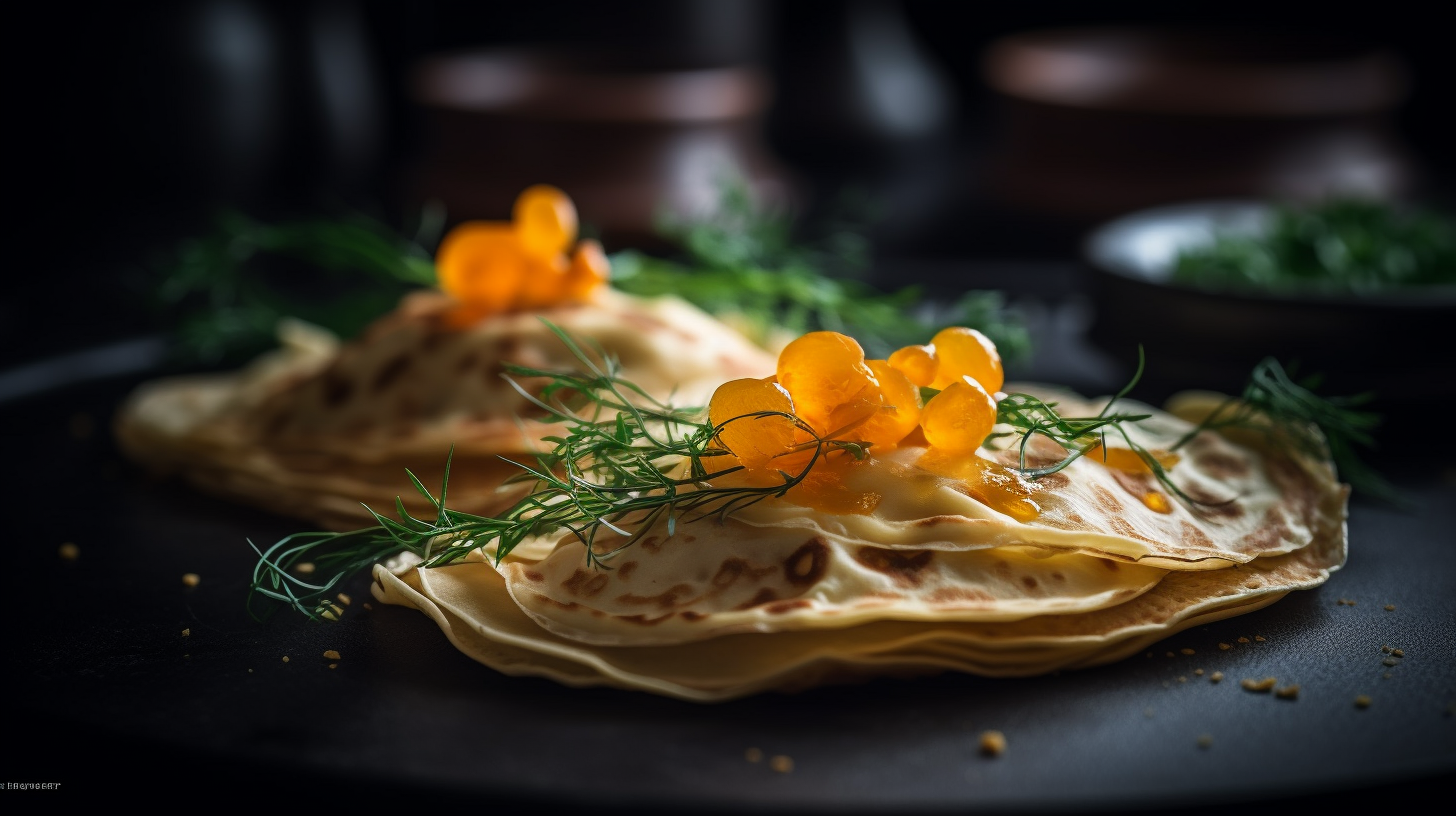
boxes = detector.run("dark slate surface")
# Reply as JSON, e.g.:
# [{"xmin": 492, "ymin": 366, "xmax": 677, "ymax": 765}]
[{"xmin": 2, "ymin": 334, "xmax": 1452, "ymax": 811}]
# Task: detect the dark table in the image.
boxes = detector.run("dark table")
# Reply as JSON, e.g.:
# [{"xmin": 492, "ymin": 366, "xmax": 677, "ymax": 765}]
[{"xmin": 2, "ymin": 262, "xmax": 1452, "ymax": 810}]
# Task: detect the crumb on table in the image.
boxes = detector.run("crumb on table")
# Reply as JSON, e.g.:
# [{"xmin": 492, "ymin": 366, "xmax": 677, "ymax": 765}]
[{"xmin": 979, "ymin": 730, "xmax": 1007, "ymax": 757}]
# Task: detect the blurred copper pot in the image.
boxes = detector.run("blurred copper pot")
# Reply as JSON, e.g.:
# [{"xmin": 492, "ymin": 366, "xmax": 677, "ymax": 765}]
[
  {"xmin": 980, "ymin": 27, "xmax": 1417, "ymax": 224},
  {"xmin": 406, "ymin": 49, "xmax": 792, "ymax": 248}
]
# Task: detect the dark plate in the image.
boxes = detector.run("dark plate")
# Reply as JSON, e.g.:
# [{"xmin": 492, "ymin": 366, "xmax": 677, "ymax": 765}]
[
  {"xmin": 1083, "ymin": 200, "xmax": 1456, "ymax": 418},
  {"xmin": 2, "ymin": 348, "xmax": 1454, "ymax": 810}
]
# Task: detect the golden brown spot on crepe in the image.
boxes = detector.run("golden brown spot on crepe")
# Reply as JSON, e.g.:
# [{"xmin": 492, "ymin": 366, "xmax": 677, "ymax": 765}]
[
  {"xmin": 852, "ymin": 548, "xmax": 933, "ymax": 587},
  {"xmin": 784, "ymin": 538, "xmax": 829, "ymax": 587},
  {"xmin": 912, "ymin": 514, "xmax": 981, "ymax": 529},
  {"xmin": 1051, "ymin": 571, "xmax": 1066, "ymax": 582},
  {"xmin": 1109, "ymin": 469, "xmax": 1151, "ymax": 500},
  {"xmin": 562, "ymin": 569, "xmax": 609, "ymax": 598},
  {"xmin": 1240, "ymin": 507, "xmax": 1293, "ymax": 552},
  {"xmin": 929, "ymin": 587, "xmax": 994, "ymax": 604},
  {"xmin": 639, "ymin": 536, "xmax": 664, "ymax": 554},
  {"xmin": 1199, "ymin": 451, "xmax": 1250, "ymax": 479},
  {"xmin": 372, "ymin": 353, "xmax": 413, "ymax": 393},
  {"xmin": 735, "ymin": 588, "xmax": 780, "ymax": 610},
  {"xmin": 615, "ymin": 584, "xmax": 695, "ymax": 609},
  {"xmin": 1021, "ymin": 575, "xmax": 1039, "ymax": 590},
  {"xmin": 532, "ymin": 592, "xmax": 580, "ymax": 611},
  {"xmin": 680, "ymin": 610, "xmax": 705, "ymax": 622},
  {"xmin": 712, "ymin": 558, "xmax": 775, "ymax": 588},
  {"xmin": 522, "ymin": 570, "xmax": 544, "ymax": 582},
  {"xmin": 766, "ymin": 600, "xmax": 813, "ymax": 614},
  {"xmin": 1101, "ymin": 560, "xmax": 1120, "ymax": 571},
  {"xmin": 620, "ymin": 613, "xmax": 673, "ymax": 626},
  {"xmin": 617, "ymin": 561, "xmax": 638, "ymax": 580},
  {"xmin": 1185, "ymin": 486, "xmax": 1242, "ymax": 518},
  {"xmin": 1176, "ymin": 521, "xmax": 1217, "ymax": 551}
]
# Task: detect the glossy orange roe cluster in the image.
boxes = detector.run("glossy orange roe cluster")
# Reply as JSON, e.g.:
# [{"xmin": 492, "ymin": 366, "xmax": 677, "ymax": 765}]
[
  {"xmin": 435, "ymin": 185, "xmax": 610, "ymax": 323},
  {"xmin": 707, "ymin": 326, "xmax": 1005, "ymax": 470}
]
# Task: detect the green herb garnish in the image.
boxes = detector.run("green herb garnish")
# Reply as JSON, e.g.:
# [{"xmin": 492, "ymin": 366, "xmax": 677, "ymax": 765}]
[
  {"xmin": 1172, "ymin": 198, "xmax": 1456, "ymax": 294},
  {"xmin": 610, "ymin": 178, "xmax": 1030, "ymax": 361},
  {"xmin": 149, "ymin": 209, "xmax": 441, "ymax": 364},
  {"xmin": 249, "ymin": 331, "xmax": 1178, "ymax": 621}
]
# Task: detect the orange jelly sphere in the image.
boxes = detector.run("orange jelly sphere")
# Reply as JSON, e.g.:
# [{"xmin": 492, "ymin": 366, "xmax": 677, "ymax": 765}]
[
  {"xmin": 776, "ymin": 331, "xmax": 877, "ymax": 434},
  {"xmin": 708, "ymin": 378, "xmax": 799, "ymax": 469},
  {"xmin": 853, "ymin": 360, "xmax": 923, "ymax": 449},
  {"xmin": 563, "ymin": 239, "xmax": 611, "ymax": 300},
  {"xmin": 435, "ymin": 222, "xmax": 525, "ymax": 316},
  {"xmin": 888, "ymin": 344, "xmax": 938, "ymax": 388},
  {"xmin": 928, "ymin": 327, "xmax": 1003, "ymax": 393},
  {"xmin": 513, "ymin": 184, "xmax": 578, "ymax": 260},
  {"xmin": 920, "ymin": 375, "xmax": 998, "ymax": 454}
]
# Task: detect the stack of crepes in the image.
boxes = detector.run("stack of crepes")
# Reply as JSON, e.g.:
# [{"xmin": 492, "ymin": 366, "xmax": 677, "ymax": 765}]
[
  {"xmin": 115, "ymin": 185, "xmax": 777, "ymax": 529},
  {"xmin": 371, "ymin": 387, "xmax": 1349, "ymax": 702}
]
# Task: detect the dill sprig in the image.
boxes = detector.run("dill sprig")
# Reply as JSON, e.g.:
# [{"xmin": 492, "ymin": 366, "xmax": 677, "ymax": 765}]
[
  {"xmin": 248, "ymin": 337, "xmax": 1387, "ymax": 623},
  {"xmin": 249, "ymin": 322, "xmax": 866, "ymax": 621},
  {"xmin": 1171, "ymin": 358, "xmax": 1395, "ymax": 503}
]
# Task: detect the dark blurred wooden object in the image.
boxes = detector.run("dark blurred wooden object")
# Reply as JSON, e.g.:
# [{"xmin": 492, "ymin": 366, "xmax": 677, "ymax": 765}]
[
  {"xmin": 980, "ymin": 27, "xmax": 1418, "ymax": 226},
  {"xmin": 405, "ymin": 49, "xmax": 792, "ymax": 249}
]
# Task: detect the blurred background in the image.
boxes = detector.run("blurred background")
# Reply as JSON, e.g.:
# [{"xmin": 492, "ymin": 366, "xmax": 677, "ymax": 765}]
[{"xmin": 7, "ymin": 0, "xmax": 1454, "ymax": 393}]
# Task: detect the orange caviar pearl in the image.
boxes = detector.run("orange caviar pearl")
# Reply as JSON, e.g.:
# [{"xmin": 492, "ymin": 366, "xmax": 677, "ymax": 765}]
[
  {"xmin": 928, "ymin": 327, "xmax": 1003, "ymax": 393},
  {"xmin": 708, "ymin": 378, "xmax": 799, "ymax": 469},
  {"xmin": 514, "ymin": 254, "xmax": 571, "ymax": 310},
  {"xmin": 888, "ymin": 344, "xmax": 938, "ymax": 388},
  {"xmin": 563, "ymin": 239, "xmax": 611, "ymax": 301},
  {"xmin": 853, "ymin": 361, "xmax": 923, "ymax": 449},
  {"xmin": 776, "ymin": 331, "xmax": 877, "ymax": 434},
  {"xmin": 513, "ymin": 184, "xmax": 578, "ymax": 260},
  {"xmin": 920, "ymin": 375, "xmax": 998, "ymax": 454},
  {"xmin": 435, "ymin": 222, "xmax": 524, "ymax": 316}
]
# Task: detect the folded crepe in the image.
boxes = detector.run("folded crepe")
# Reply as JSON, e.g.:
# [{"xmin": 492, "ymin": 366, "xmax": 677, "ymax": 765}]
[
  {"xmin": 116, "ymin": 288, "xmax": 776, "ymax": 529},
  {"xmin": 371, "ymin": 389, "xmax": 1349, "ymax": 702}
]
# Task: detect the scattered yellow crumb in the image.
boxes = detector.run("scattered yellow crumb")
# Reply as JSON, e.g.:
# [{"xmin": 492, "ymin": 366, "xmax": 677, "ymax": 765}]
[
  {"xmin": 184, "ymin": 654, "xmax": 190, "ymax": 659},
  {"xmin": 296, "ymin": 562, "xmax": 316, "ymax": 575},
  {"xmin": 1355, "ymin": 695, "xmax": 1372, "ymax": 709},
  {"xmin": 1178, "ymin": 676, "xmax": 1187, "ymax": 683},
  {"xmin": 1383, "ymin": 658, "xmax": 1398, "ymax": 667},
  {"xmin": 1240, "ymin": 677, "xmax": 1277, "ymax": 693},
  {"xmin": 1275, "ymin": 685, "xmax": 1300, "ymax": 700},
  {"xmin": 1383, "ymin": 672, "xmax": 1393, "ymax": 679},
  {"xmin": 337, "ymin": 593, "xmax": 352, "ymax": 606},
  {"xmin": 1384, "ymin": 604, "xmax": 1395, "ymax": 611},
  {"xmin": 1381, "ymin": 645, "xmax": 1391, "ymax": 653},
  {"xmin": 1392, "ymin": 648, "xmax": 1404, "ymax": 658},
  {"xmin": 745, "ymin": 748, "xmax": 763, "ymax": 763},
  {"xmin": 979, "ymin": 730, "xmax": 1007, "ymax": 757},
  {"xmin": 363, "ymin": 602, "xmax": 373, "ymax": 611},
  {"xmin": 329, "ymin": 663, "xmax": 338, "ymax": 669},
  {"xmin": 1237, "ymin": 637, "xmax": 1250, "ymax": 644},
  {"xmin": 59, "ymin": 542, "xmax": 79, "ymax": 561},
  {"xmin": 1218, "ymin": 643, "xmax": 1232, "ymax": 651},
  {"xmin": 1180, "ymin": 648, "xmax": 1195, "ymax": 656},
  {"xmin": 1165, "ymin": 651, "xmax": 1174, "ymax": 658},
  {"xmin": 282, "ymin": 656, "xmax": 290, "ymax": 663},
  {"xmin": 182, "ymin": 573, "xmax": 200, "ymax": 587},
  {"xmin": 769, "ymin": 755, "xmax": 794, "ymax": 773},
  {"xmin": 1210, "ymin": 672, "xmax": 1224, "ymax": 684},
  {"xmin": 323, "ymin": 649, "xmax": 342, "ymax": 661},
  {"xmin": 181, "ymin": 628, "xmax": 190, "ymax": 637},
  {"xmin": 1197, "ymin": 734, "xmax": 1213, "ymax": 749},
  {"xmin": 248, "ymin": 669, "xmax": 253, "ymax": 673},
  {"xmin": 1194, "ymin": 669, "xmax": 1204, "ymax": 676},
  {"xmin": 1144, "ymin": 708, "xmax": 1155, "ymax": 718},
  {"xmin": 1254, "ymin": 636, "xmax": 1265, "ymax": 642}
]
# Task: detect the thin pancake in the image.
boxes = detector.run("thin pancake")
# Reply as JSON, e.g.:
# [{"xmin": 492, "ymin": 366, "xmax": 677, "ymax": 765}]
[{"xmin": 115, "ymin": 289, "xmax": 775, "ymax": 529}]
